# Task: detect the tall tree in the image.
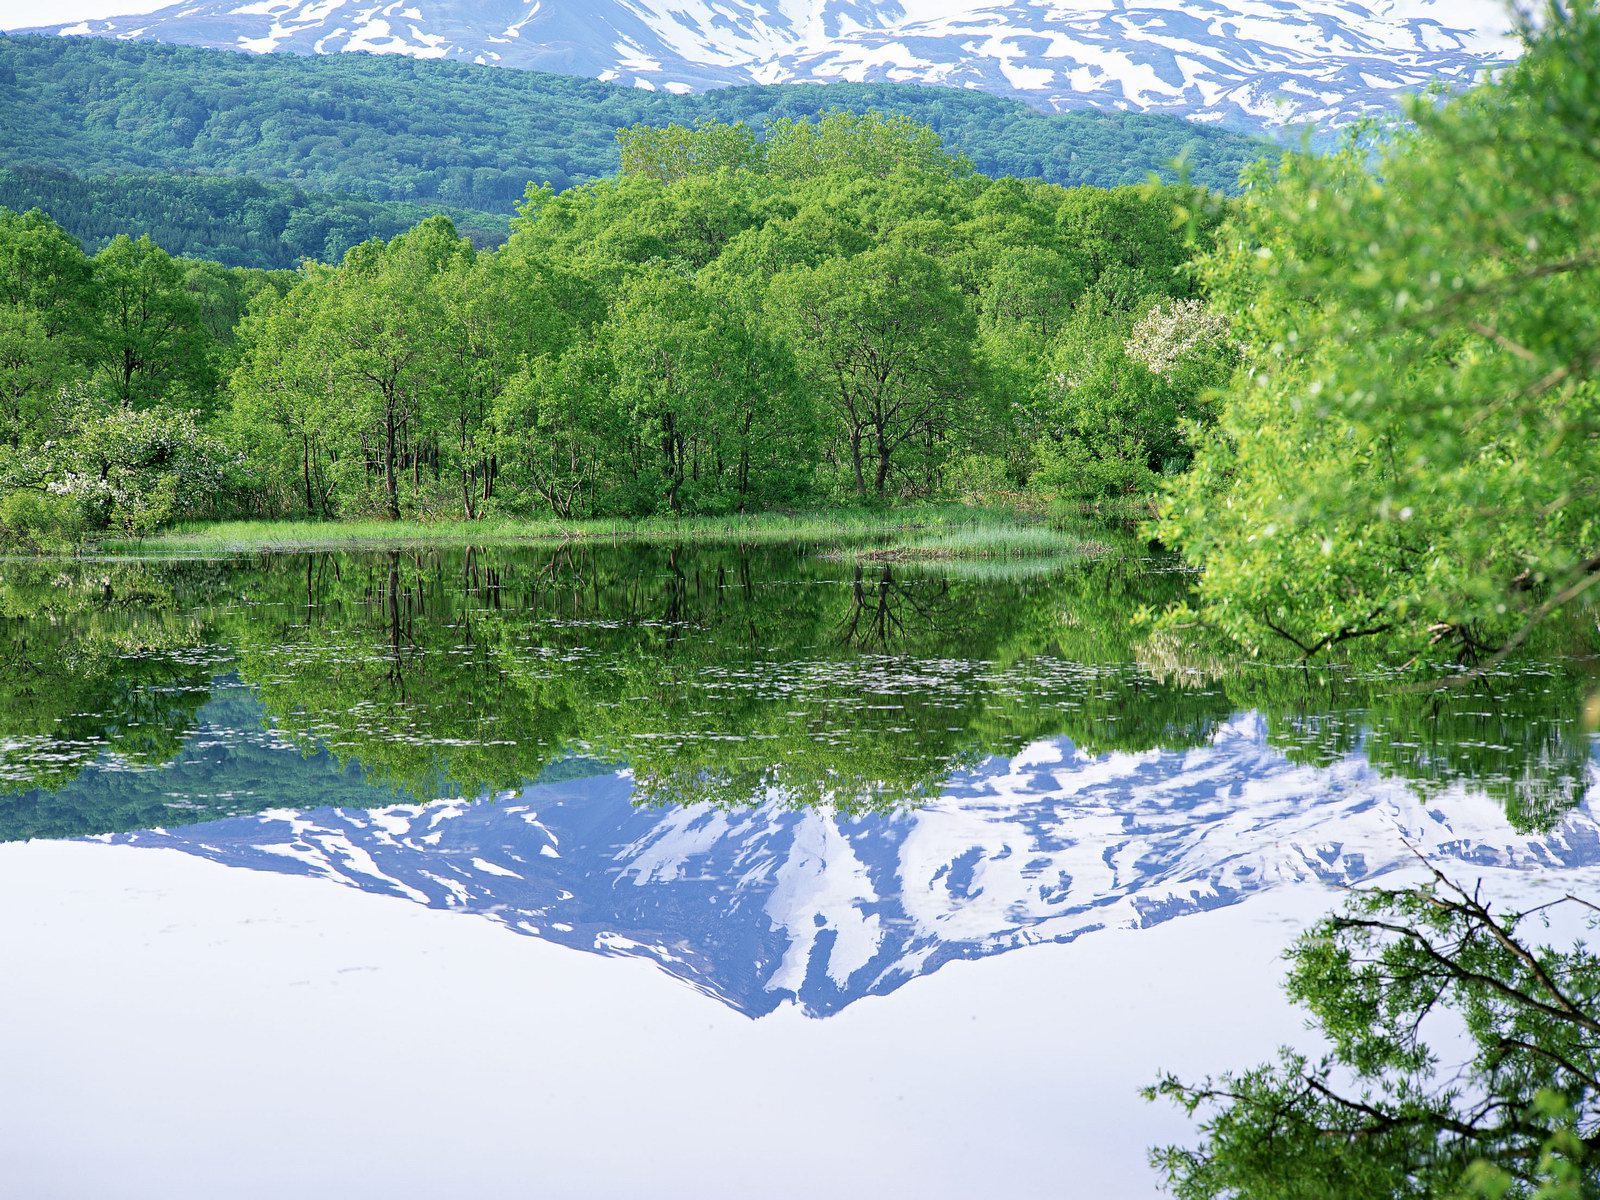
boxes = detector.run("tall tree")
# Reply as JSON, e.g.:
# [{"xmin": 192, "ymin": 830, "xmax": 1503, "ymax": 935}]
[
  {"xmin": 599, "ymin": 273, "xmax": 816, "ymax": 513},
  {"xmin": 227, "ymin": 271, "xmax": 344, "ymax": 516},
  {"xmin": 436, "ymin": 245, "xmax": 589, "ymax": 518},
  {"xmin": 0, "ymin": 208, "xmax": 92, "ymax": 447},
  {"xmin": 0, "ymin": 308, "xmax": 74, "ymax": 450},
  {"xmin": 0, "ymin": 207, "xmax": 92, "ymax": 333},
  {"xmin": 765, "ymin": 110, "xmax": 973, "ymax": 184},
  {"xmin": 89, "ymin": 234, "xmax": 214, "ymax": 410},
  {"xmin": 772, "ymin": 245, "xmax": 979, "ymax": 498},
  {"xmin": 495, "ymin": 343, "xmax": 622, "ymax": 519},
  {"xmin": 616, "ymin": 119, "xmax": 762, "ymax": 183},
  {"xmin": 232, "ymin": 216, "xmax": 471, "ymax": 519}
]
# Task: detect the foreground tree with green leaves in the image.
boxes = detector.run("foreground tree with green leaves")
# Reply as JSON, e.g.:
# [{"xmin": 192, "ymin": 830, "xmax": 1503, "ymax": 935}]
[
  {"xmin": 1158, "ymin": 2, "xmax": 1600, "ymax": 669},
  {"xmin": 1148, "ymin": 866, "xmax": 1599, "ymax": 1198}
]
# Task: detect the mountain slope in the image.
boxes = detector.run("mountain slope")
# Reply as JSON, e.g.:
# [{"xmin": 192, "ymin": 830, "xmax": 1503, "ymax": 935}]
[
  {"xmin": 26, "ymin": 0, "xmax": 1515, "ymax": 132},
  {"xmin": 0, "ymin": 34, "xmax": 1268, "ymax": 210},
  {"xmin": 109, "ymin": 715, "xmax": 1600, "ymax": 1019}
]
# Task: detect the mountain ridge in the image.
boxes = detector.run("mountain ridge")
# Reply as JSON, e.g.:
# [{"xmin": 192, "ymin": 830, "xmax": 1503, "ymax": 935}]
[{"xmin": 21, "ymin": 0, "xmax": 1517, "ymax": 134}]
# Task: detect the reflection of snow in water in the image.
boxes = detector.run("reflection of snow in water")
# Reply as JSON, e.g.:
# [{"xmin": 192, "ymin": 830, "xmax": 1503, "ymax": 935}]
[{"xmin": 109, "ymin": 713, "xmax": 1600, "ymax": 1018}]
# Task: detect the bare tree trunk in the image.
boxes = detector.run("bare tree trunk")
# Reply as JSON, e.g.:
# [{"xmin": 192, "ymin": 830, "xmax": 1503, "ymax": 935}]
[
  {"xmin": 302, "ymin": 433, "xmax": 313, "ymax": 514},
  {"xmin": 383, "ymin": 407, "xmax": 401, "ymax": 520}
]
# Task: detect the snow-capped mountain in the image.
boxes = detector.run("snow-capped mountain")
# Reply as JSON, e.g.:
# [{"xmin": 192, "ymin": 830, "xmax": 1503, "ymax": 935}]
[
  {"xmin": 107, "ymin": 713, "xmax": 1600, "ymax": 1018},
  {"xmin": 31, "ymin": 0, "xmax": 1518, "ymax": 131}
]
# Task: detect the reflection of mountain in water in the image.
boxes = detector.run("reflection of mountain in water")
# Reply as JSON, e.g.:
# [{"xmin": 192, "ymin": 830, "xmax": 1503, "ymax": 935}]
[{"xmin": 109, "ymin": 713, "xmax": 1600, "ymax": 1018}]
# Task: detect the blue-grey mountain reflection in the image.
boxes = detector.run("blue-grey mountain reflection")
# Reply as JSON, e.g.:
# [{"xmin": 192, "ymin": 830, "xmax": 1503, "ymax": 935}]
[{"xmin": 105, "ymin": 696, "xmax": 1600, "ymax": 1018}]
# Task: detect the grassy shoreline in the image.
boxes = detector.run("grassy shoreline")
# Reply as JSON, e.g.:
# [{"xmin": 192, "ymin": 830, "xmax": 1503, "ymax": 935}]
[
  {"xmin": 93, "ymin": 504, "xmax": 1108, "ymax": 559},
  {"xmin": 823, "ymin": 523, "xmax": 1107, "ymax": 561}
]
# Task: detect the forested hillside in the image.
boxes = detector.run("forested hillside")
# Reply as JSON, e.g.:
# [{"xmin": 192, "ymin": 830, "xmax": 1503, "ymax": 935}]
[
  {"xmin": 0, "ymin": 166, "xmax": 510, "ymax": 267},
  {"xmin": 1, "ymin": 35, "xmax": 1267, "ymax": 206}
]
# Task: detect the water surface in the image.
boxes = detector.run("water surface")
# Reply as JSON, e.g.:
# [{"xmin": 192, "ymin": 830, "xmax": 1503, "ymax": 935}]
[{"xmin": 2, "ymin": 543, "xmax": 1596, "ymax": 1195}]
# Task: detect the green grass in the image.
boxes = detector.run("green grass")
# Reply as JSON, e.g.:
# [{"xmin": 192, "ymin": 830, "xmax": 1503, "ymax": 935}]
[
  {"xmin": 99, "ymin": 504, "xmax": 1078, "ymax": 556},
  {"xmin": 845, "ymin": 523, "xmax": 1109, "ymax": 561}
]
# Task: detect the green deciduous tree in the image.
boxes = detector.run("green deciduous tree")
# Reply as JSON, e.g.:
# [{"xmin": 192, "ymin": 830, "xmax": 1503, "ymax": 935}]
[
  {"xmin": 772, "ymin": 245, "xmax": 980, "ymax": 498},
  {"xmin": 0, "ymin": 207, "xmax": 92, "ymax": 332},
  {"xmin": 229, "ymin": 215, "xmax": 474, "ymax": 518},
  {"xmin": 436, "ymin": 245, "xmax": 589, "ymax": 518},
  {"xmin": 322, "ymin": 217, "xmax": 470, "ymax": 518},
  {"xmin": 617, "ymin": 119, "xmax": 762, "ymax": 183},
  {"xmin": 0, "ymin": 208, "xmax": 92, "ymax": 448},
  {"xmin": 1158, "ymin": 4, "xmax": 1600, "ymax": 668},
  {"xmin": 226, "ymin": 272, "xmax": 345, "ymax": 516},
  {"xmin": 89, "ymin": 233, "xmax": 215, "ymax": 410},
  {"xmin": 0, "ymin": 307, "xmax": 74, "ymax": 450},
  {"xmin": 599, "ymin": 273, "xmax": 817, "ymax": 514},
  {"xmin": 1031, "ymin": 298, "xmax": 1235, "ymax": 499},
  {"xmin": 495, "ymin": 344, "xmax": 621, "ymax": 519},
  {"xmin": 766, "ymin": 109, "xmax": 973, "ymax": 184}
]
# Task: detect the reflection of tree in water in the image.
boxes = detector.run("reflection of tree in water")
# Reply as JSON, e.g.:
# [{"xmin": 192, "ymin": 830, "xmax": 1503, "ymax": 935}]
[
  {"xmin": 0, "ymin": 685, "xmax": 407, "ymax": 841},
  {"xmin": 0, "ymin": 544, "xmax": 1594, "ymax": 838},
  {"xmin": 229, "ymin": 545, "xmax": 1600, "ymax": 825},
  {"xmin": 840, "ymin": 564, "xmax": 940, "ymax": 652},
  {"xmin": 0, "ymin": 562, "xmax": 225, "ymax": 798},
  {"xmin": 1228, "ymin": 666, "xmax": 1598, "ymax": 833}
]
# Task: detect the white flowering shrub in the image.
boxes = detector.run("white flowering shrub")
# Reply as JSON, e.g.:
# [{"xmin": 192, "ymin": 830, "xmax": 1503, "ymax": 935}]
[
  {"xmin": 3, "ymin": 390, "xmax": 228, "ymax": 541},
  {"xmin": 1124, "ymin": 298, "xmax": 1233, "ymax": 379}
]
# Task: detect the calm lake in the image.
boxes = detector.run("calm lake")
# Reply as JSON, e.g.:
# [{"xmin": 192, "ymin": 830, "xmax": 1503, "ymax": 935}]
[{"xmin": 3, "ymin": 543, "xmax": 1598, "ymax": 1197}]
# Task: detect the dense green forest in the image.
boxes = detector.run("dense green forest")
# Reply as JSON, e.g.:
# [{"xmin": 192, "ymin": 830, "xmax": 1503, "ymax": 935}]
[
  {"xmin": 0, "ymin": 34, "xmax": 1266, "ymax": 204},
  {"xmin": 0, "ymin": 164, "xmax": 511, "ymax": 266},
  {"xmin": 0, "ymin": 109, "xmax": 1236, "ymax": 543},
  {"xmin": 3, "ymin": 8, "xmax": 1599, "ymax": 682}
]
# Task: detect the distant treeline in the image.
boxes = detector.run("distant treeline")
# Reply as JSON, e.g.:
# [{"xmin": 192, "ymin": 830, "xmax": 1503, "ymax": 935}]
[
  {"xmin": 0, "ymin": 165, "xmax": 511, "ymax": 267},
  {"xmin": 1, "ymin": 34, "xmax": 1268, "ymax": 206},
  {"xmin": 0, "ymin": 112, "xmax": 1238, "ymax": 542}
]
